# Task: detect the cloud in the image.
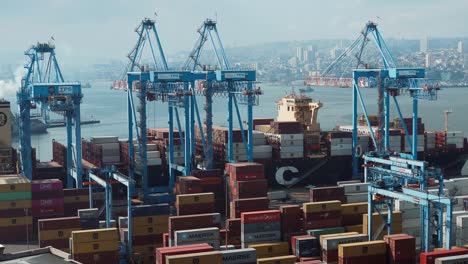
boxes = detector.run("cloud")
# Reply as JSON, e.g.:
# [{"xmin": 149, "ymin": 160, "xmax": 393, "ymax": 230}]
[{"xmin": 0, "ymin": 66, "xmax": 26, "ymax": 99}]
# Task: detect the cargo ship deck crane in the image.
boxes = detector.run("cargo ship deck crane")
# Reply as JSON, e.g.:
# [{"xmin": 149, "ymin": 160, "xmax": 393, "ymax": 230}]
[
  {"xmin": 182, "ymin": 18, "xmax": 260, "ymax": 167},
  {"xmin": 17, "ymin": 42, "xmax": 83, "ymax": 188}
]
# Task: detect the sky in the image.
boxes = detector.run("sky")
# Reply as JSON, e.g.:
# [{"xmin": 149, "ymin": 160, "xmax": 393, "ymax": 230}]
[{"xmin": 0, "ymin": 0, "xmax": 467, "ymax": 64}]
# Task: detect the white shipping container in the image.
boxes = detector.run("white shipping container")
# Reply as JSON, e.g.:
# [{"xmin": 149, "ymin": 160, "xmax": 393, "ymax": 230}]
[
  {"xmin": 251, "ymin": 137, "xmax": 266, "ymax": 146},
  {"xmin": 279, "ymin": 139, "xmax": 304, "ymax": 146},
  {"xmin": 136, "ymin": 158, "xmax": 162, "ymax": 166},
  {"xmin": 253, "ymin": 152, "xmax": 272, "ymax": 159},
  {"xmin": 221, "ymin": 248, "xmax": 257, "ymax": 264},
  {"xmin": 330, "ymin": 138, "xmax": 352, "ymax": 145},
  {"xmin": 330, "ymin": 144, "xmax": 352, "ymax": 150},
  {"xmin": 345, "ymin": 193, "xmax": 368, "ymax": 203},
  {"xmin": 342, "ymin": 183, "xmax": 369, "ymax": 194},
  {"xmin": 253, "ymin": 145, "xmax": 273, "ymax": 153},
  {"xmin": 279, "ymin": 151, "xmax": 304, "ymax": 159},
  {"xmin": 102, "ymin": 156, "xmax": 120, "ymax": 163},
  {"xmin": 91, "ymin": 136, "xmax": 119, "ymax": 144},
  {"xmin": 174, "ymin": 227, "xmax": 219, "ymax": 244},
  {"xmin": 280, "ymin": 145, "xmax": 303, "ymax": 153},
  {"xmin": 330, "ymin": 149, "xmax": 352, "ymax": 156},
  {"xmin": 322, "ymin": 234, "xmax": 368, "ymax": 250},
  {"xmin": 133, "ymin": 143, "xmax": 158, "ymax": 151}
]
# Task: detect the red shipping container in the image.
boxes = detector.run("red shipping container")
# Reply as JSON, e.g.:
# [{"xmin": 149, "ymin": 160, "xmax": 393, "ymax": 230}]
[
  {"xmin": 280, "ymin": 205, "xmax": 303, "ymax": 234},
  {"xmin": 226, "ymin": 162, "xmax": 264, "ymax": 182},
  {"xmin": 163, "ymin": 232, "xmax": 169, "ymax": 247},
  {"xmin": 0, "ymin": 225, "xmax": 33, "ymax": 243},
  {"xmin": 233, "ymin": 180, "xmax": 268, "ymax": 199},
  {"xmin": 177, "ymin": 176, "xmax": 203, "ymax": 194},
  {"xmin": 38, "ymin": 217, "xmax": 81, "ymax": 230},
  {"xmin": 155, "ymin": 244, "xmax": 214, "ymax": 264},
  {"xmin": 31, "ymin": 179, "xmax": 63, "ymax": 192},
  {"xmin": 132, "ymin": 234, "xmax": 163, "ymax": 246},
  {"xmin": 176, "ymin": 203, "xmax": 215, "ymax": 216},
  {"xmin": 389, "ymin": 236, "xmax": 416, "ymax": 262},
  {"xmin": 420, "ymin": 248, "xmax": 468, "ymax": 264},
  {"xmin": 73, "ymin": 250, "xmax": 118, "ymax": 264},
  {"xmin": 310, "ymin": 186, "xmax": 345, "ymax": 202},
  {"xmin": 230, "ymin": 197, "xmax": 269, "ymax": 218},
  {"xmin": 226, "ymin": 218, "xmax": 241, "ymax": 235},
  {"xmin": 241, "ymin": 210, "xmax": 281, "ymax": 224}
]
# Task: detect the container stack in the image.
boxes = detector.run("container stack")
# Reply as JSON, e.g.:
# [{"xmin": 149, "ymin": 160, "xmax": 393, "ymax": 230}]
[
  {"xmin": 393, "ymin": 117, "xmax": 425, "ymax": 153},
  {"xmin": 396, "ymin": 200, "xmax": 425, "ymax": 248},
  {"xmin": 38, "ymin": 216, "xmax": 81, "ymax": 252},
  {"xmin": 174, "ymin": 227, "xmax": 220, "ymax": 248},
  {"xmin": 321, "ymin": 233, "xmax": 368, "ymax": 263},
  {"xmin": 328, "ymin": 131, "xmax": 353, "ymax": 157},
  {"xmin": 166, "ymin": 251, "xmax": 223, "ymax": 264},
  {"xmin": 168, "ymin": 213, "xmax": 222, "ymax": 246},
  {"xmin": 176, "ymin": 193, "xmax": 215, "ymax": 215},
  {"xmin": 241, "ymin": 210, "xmax": 281, "ymax": 248},
  {"xmin": 425, "ymin": 131, "xmax": 437, "ymax": 150},
  {"xmin": 444, "ymin": 211, "xmax": 468, "ymax": 246},
  {"xmin": 384, "ymin": 234, "xmax": 416, "ymax": 264},
  {"xmin": 419, "ymin": 248, "xmax": 468, "ymax": 264},
  {"xmin": 0, "ymin": 174, "xmax": 32, "ymax": 243},
  {"xmin": 123, "ymin": 204, "xmax": 169, "ymax": 263},
  {"xmin": 90, "ymin": 136, "xmax": 121, "ymax": 163},
  {"xmin": 155, "ymin": 244, "xmax": 215, "ymax": 264},
  {"xmin": 31, "ymin": 179, "xmax": 64, "ymax": 218},
  {"xmin": 78, "ymin": 208, "xmax": 99, "ymax": 229},
  {"xmin": 226, "ymin": 218, "xmax": 241, "ymax": 247},
  {"xmin": 362, "ymin": 211, "xmax": 403, "ymax": 240},
  {"xmin": 341, "ymin": 202, "xmax": 367, "ymax": 228},
  {"xmin": 309, "ymin": 186, "xmax": 345, "ymax": 203},
  {"xmin": 339, "ymin": 182, "xmax": 368, "ymax": 203},
  {"xmin": 248, "ymin": 242, "xmax": 290, "ymax": 259},
  {"xmin": 338, "ymin": 240, "xmax": 387, "ymax": 263},
  {"xmin": 446, "ymin": 131, "xmax": 465, "ymax": 150},
  {"xmin": 226, "ymin": 162, "xmax": 269, "ymax": 218},
  {"xmin": 303, "ymin": 200, "xmax": 342, "ymax": 230},
  {"xmin": 71, "ymin": 228, "xmax": 119, "ymax": 264},
  {"xmin": 63, "ymin": 188, "xmax": 90, "ymax": 217},
  {"xmin": 251, "ymin": 131, "xmax": 273, "ymax": 160},
  {"xmin": 290, "ymin": 234, "xmax": 320, "ymax": 259},
  {"xmin": 279, "ymin": 205, "xmax": 303, "ymax": 242},
  {"xmin": 0, "ymin": 101, "xmax": 14, "ymax": 175},
  {"xmin": 148, "ymin": 128, "xmax": 185, "ymax": 165},
  {"xmin": 456, "ymin": 215, "xmax": 468, "ymax": 247},
  {"xmin": 192, "ymin": 169, "xmax": 225, "ymax": 214}
]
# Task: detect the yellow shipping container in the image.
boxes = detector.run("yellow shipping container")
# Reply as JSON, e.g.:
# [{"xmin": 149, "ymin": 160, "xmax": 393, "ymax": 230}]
[
  {"xmin": 132, "ymin": 224, "xmax": 167, "ymax": 236},
  {"xmin": 341, "ymin": 203, "xmax": 368, "ymax": 215},
  {"xmin": 64, "ymin": 195, "xmax": 89, "ymax": 204},
  {"xmin": 176, "ymin": 193, "xmax": 215, "ymax": 205},
  {"xmin": 133, "ymin": 215, "xmax": 169, "ymax": 226},
  {"xmin": 166, "ymin": 251, "xmax": 223, "ymax": 264},
  {"xmin": 0, "ymin": 216, "xmax": 32, "ymax": 227},
  {"xmin": 319, "ymin": 232, "xmax": 359, "ymax": 246},
  {"xmin": 0, "ymin": 200, "xmax": 31, "ymax": 210},
  {"xmin": 338, "ymin": 240, "xmax": 386, "ymax": 258},
  {"xmin": 257, "ymin": 255, "xmax": 296, "ymax": 264},
  {"xmin": 40, "ymin": 228, "xmax": 80, "ymax": 241},
  {"xmin": 71, "ymin": 240, "xmax": 119, "ymax": 254},
  {"xmin": 248, "ymin": 242, "xmax": 290, "ymax": 258},
  {"xmin": 0, "ymin": 175, "xmax": 31, "ymax": 193},
  {"xmin": 71, "ymin": 228, "xmax": 118, "ymax": 243},
  {"xmin": 303, "ymin": 200, "xmax": 341, "ymax": 213},
  {"xmin": 362, "ymin": 211, "xmax": 402, "ymax": 226},
  {"xmin": 345, "ymin": 225, "xmax": 363, "ymax": 233}
]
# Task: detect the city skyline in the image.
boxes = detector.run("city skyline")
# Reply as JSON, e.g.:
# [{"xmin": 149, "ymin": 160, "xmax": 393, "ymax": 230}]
[{"xmin": 1, "ymin": 0, "xmax": 468, "ymax": 65}]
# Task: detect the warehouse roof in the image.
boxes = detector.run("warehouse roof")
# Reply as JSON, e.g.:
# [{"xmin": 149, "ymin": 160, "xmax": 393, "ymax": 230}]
[{"xmin": 0, "ymin": 246, "xmax": 80, "ymax": 263}]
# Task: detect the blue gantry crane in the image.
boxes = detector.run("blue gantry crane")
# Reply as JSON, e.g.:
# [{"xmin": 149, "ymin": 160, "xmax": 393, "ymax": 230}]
[
  {"xmin": 182, "ymin": 18, "xmax": 261, "ymax": 167},
  {"xmin": 17, "ymin": 42, "xmax": 83, "ymax": 188},
  {"xmin": 328, "ymin": 21, "xmax": 451, "ymax": 251}
]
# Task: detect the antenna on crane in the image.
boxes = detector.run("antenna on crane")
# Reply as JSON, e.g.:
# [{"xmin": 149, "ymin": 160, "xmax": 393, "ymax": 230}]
[{"xmin": 445, "ymin": 109, "xmax": 453, "ymax": 132}]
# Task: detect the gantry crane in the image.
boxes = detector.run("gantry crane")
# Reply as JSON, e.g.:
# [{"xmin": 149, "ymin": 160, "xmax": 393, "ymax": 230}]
[
  {"xmin": 330, "ymin": 21, "xmax": 451, "ymax": 252},
  {"xmin": 17, "ymin": 42, "xmax": 83, "ymax": 188},
  {"xmin": 182, "ymin": 18, "xmax": 261, "ymax": 167}
]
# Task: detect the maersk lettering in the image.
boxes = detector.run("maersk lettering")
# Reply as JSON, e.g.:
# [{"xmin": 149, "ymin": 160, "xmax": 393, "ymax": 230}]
[{"xmin": 223, "ymin": 254, "xmax": 252, "ymax": 261}]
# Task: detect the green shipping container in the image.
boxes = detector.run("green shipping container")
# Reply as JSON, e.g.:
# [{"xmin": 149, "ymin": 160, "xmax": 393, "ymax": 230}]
[{"xmin": 0, "ymin": 192, "xmax": 32, "ymax": 201}]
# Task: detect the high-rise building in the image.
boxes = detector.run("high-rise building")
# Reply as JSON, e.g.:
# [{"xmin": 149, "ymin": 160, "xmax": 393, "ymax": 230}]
[
  {"xmin": 458, "ymin": 40, "xmax": 463, "ymax": 54},
  {"xmin": 296, "ymin": 47, "xmax": 303, "ymax": 61},
  {"xmin": 303, "ymin": 50, "xmax": 315, "ymax": 63},
  {"xmin": 420, "ymin": 37, "xmax": 428, "ymax": 53},
  {"xmin": 425, "ymin": 53, "xmax": 431, "ymax": 68}
]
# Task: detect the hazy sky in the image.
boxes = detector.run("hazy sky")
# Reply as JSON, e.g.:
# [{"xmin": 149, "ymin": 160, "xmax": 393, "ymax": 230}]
[{"xmin": 1, "ymin": 0, "xmax": 467, "ymax": 64}]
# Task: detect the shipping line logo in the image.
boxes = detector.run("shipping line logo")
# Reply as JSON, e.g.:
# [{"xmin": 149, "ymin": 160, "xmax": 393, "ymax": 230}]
[{"xmin": 0, "ymin": 112, "xmax": 7, "ymax": 126}]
